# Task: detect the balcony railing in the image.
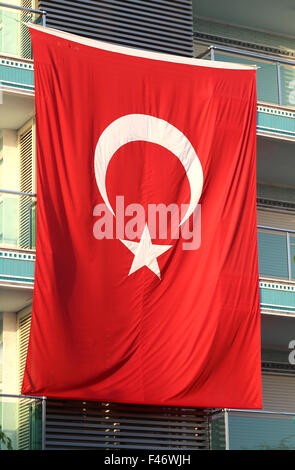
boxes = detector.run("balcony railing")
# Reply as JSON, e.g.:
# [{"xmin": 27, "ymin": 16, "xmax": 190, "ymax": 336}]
[
  {"xmin": 2, "ymin": 397, "xmax": 293, "ymax": 451},
  {"xmin": 210, "ymin": 409, "xmax": 295, "ymax": 450},
  {"xmin": 258, "ymin": 225, "xmax": 295, "ymax": 281},
  {"xmin": 0, "ymin": 2, "xmax": 46, "ymax": 60},
  {"xmin": 1, "ymin": 192, "xmax": 295, "ymax": 282},
  {"xmin": 0, "ymin": 394, "xmax": 45, "ymax": 450},
  {"xmin": 0, "ymin": 190, "xmax": 36, "ymax": 250},
  {"xmin": 198, "ymin": 45, "xmax": 295, "ymax": 108}
]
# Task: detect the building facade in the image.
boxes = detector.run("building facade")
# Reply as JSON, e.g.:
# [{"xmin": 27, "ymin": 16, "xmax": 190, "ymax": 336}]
[{"xmin": 0, "ymin": 0, "xmax": 295, "ymax": 450}]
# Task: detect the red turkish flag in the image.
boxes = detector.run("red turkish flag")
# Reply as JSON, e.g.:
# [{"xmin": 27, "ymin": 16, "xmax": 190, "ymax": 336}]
[{"xmin": 22, "ymin": 25, "xmax": 262, "ymax": 409}]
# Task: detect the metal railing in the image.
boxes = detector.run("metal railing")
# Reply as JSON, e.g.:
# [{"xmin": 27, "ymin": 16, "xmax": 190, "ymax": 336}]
[
  {"xmin": 1, "ymin": 193, "xmax": 295, "ymax": 275},
  {"xmin": 0, "ymin": 2, "xmax": 46, "ymax": 60},
  {"xmin": 0, "ymin": 393, "xmax": 45, "ymax": 450},
  {"xmin": 198, "ymin": 45, "xmax": 295, "ymax": 108},
  {"xmin": 223, "ymin": 408, "xmax": 295, "ymax": 450},
  {"xmin": 0, "ymin": 189, "xmax": 36, "ymax": 197},
  {"xmin": 2, "ymin": 394, "xmax": 294, "ymax": 451},
  {"xmin": 0, "ymin": 2, "xmax": 46, "ymax": 23}
]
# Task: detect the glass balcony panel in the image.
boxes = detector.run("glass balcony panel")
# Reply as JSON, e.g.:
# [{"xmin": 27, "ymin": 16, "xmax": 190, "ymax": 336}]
[
  {"xmin": 199, "ymin": 50, "xmax": 211, "ymax": 60},
  {"xmin": 0, "ymin": 191, "xmax": 36, "ymax": 250},
  {"xmin": 209, "ymin": 413, "xmax": 226, "ymax": 450},
  {"xmin": 0, "ymin": 395, "xmax": 42, "ymax": 450},
  {"xmin": 290, "ymin": 235, "xmax": 295, "ymax": 280},
  {"xmin": 228, "ymin": 411, "xmax": 295, "ymax": 450},
  {"xmin": 200, "ymin": 47, "xmax": 295, "ymax": 107},
  {"xmin": 0, "ymin": 5, "xmax": 43, "ymax": 59},
  {"xmin": 257, "ymin": 230, "xmax": 289, "ymax": 279},
  {"xmin": 213, "ymin": 52, "xmax": 279, "ymax": 104},
  {"xmin": 280, "ymin": 64, "xmax": 295, "ymax": 107}
]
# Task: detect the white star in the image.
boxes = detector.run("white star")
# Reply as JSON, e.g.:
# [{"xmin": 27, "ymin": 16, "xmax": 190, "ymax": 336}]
[{"xmin": 120, "ymin": 224, "xmax": 172, "ymax": 279}]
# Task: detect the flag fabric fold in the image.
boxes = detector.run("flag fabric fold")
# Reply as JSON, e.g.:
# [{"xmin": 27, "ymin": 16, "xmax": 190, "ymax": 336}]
[{"xmin": 22, "ymin": 25, "xmax": 262, "ymax": 409}]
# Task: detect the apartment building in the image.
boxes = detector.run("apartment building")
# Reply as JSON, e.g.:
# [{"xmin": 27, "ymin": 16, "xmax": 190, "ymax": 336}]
[{"xmin": 0, "ymin": 0, "xmax": 294, "ymax": 450}]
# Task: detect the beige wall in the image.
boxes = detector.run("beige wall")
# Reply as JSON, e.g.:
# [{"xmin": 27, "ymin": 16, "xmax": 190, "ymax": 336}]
[
  {"xmin": 2, "ymin": 303, "xmax": 32, "ymax": 395},
  {"xmin": 2, "ymin": 312, "xmax": 17, "ymax": 394}
]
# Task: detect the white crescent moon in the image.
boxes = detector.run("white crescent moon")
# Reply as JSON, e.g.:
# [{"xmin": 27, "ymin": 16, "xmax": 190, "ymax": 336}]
[{"xmin": 94, "ymin": 114, "xmax": 203, "ymax": 226}]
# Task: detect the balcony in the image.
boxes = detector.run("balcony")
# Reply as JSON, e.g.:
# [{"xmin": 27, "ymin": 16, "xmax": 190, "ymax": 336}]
[
  {"xmin": 0, "ymin": 190, "xmax": 36, "ymax": 252},
  {"xmin": 1, "ymin": 6, "xmax": 294, "ymax": 138},
  {"xmin": 258, "ymin": 225, "xmax": 295, "ymax": 281},
  {"xmin": 0, "ymin": 3, "xmax": 45, "ymax": 129},
  {"xmin": 0, "ymin": 190, "xmax": 35, "ymax": 311},
  {"xmin": 0, "ymin": 192, "xmax": 294, "ymax": 314},
  {"xmin": 0, "ymin": 6, "xmax": 294, "ymax": 317},
  {"xmin": 0, "ymin": 2, "xmax": 45, "ymax": 60},
  {"xmin": 0, "ymin": 2, "xmax": 45, "ymax": 111},
  {"xmin": 258, "ymin": 225, "xmax": 295, "ymax": 315},
  {"xmin": 0, "ymin": 394, "xmax": 43, "ymax": 450},
  {"xmin": 1, "ymin": 396, "xmax": 295, "ymax": 450},
  {"xmin": 199, "ymin": 45, "xmax": 295, "ymax": 107},
  {"xmin": 210, "ymin": 410, "xmax": 295, "ymax": 450},
  {"xmin": 198, "ymin": 46, "xmax": 295, "ymax": 140}
]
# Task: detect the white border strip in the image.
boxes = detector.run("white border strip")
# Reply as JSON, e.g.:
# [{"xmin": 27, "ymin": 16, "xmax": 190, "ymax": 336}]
[
  {"xmin": 1, "ymin": 84, "xmax": 35, "ymax": 97},
  {"xmin": 0, "ymin": 274, "xmax": 34, "ymax": 280},
  {"xmin": 260, "ymin": 302, "xmax": 295, "ymax": 310},
  {"xmin": 0, "ymin": 79, "xmax": 34, "ymax": 89},
  {"xmin": 261, "ymin": 309, "xmax": 295, "ymax": 318},
  {"xmin": 256, "ymin": 130, "xmax": 295, "ymax": 142},
  {"xmin": 257, "ymin": 124, "xmax": 295, "ymax": 135},
  {"xmin": 28, "ymin": 24, "xmax": 256, "ymax": 71},
  {"xmin": 0, "ymin": 280, "xmax": 34, "ymax": 290}
]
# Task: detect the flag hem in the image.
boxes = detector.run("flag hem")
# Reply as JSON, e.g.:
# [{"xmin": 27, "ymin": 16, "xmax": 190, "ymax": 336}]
[{"xmin": 28, "ymin": 23, "xmax": 257, "ymax": 71}]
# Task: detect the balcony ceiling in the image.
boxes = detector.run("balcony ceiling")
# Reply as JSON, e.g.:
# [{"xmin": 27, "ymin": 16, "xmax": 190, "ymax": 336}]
[
  {"xmin": 262, "ymin": 313, "xmax": 295, "ymax": 350},
  {"xmin": 1, "ymin": 88, "xmax": 35, "ymax": 130},
  {"xmin": 193, "ymin": 0, "xmax": 295, "ymax": 38},
  {"xmin": 0, "ymin": 283, "xmax": 33, "ymax": 312}
]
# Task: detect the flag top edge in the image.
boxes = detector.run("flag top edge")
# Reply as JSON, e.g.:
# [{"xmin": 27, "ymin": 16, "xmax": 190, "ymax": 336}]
[{"xmin": 28, "ymin": 23, "xmax": 257, "ymax": 71}]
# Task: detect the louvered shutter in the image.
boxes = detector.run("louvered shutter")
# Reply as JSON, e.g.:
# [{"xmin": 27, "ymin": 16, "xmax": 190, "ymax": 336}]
[
  {"xmin": 257, "ymin": 209, "xmax": 295, "ymax": 231},
  {"xmin": 19, "ymin": 1, "xmax": 36, "ymax": 59},
  {"xmin": 38, "ymin": 0, "xmax": 194, "ymax": 57},
  {"xmin": 261, "ymin": 373, "xmax": 295, "ymax": 412},
  {"xmin": 45, "ymin": 400, "xmax": 210, "ymax": 450},
  {"xmin": 257, "ymin": 209, "xmax": 295, "ymax": 279},
  {"xmin": 18, "ymin": 122, "xmax": 35, "ymax": 249},
  {"xmin": 17, "ymin": 311, "xmax": 32, "ymax": 450},
  {"xmin": 18, "ymin": 312, "xmax": 31, "ymax": 393}
]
